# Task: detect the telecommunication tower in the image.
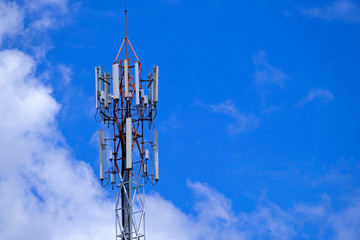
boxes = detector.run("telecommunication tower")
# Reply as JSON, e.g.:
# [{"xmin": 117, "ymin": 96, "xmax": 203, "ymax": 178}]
[{"xmin": 95, "ymin": 9, "xmax": 159, "ymax": 240}]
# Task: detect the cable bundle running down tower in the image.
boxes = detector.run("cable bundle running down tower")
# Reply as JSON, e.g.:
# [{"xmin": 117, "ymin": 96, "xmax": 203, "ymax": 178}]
[{"xmin": 95, "ymin": 10, "xmax": 159, "ymax": 240}]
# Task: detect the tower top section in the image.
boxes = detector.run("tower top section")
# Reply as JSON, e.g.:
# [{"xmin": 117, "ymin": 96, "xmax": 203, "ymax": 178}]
[
  {"xmin": 114, "ymin": 10, "xmax": 139, "ymax": 63},
  {"xmin": 94, "ymin": 5, "xmax": 160, "ymax": 239}
]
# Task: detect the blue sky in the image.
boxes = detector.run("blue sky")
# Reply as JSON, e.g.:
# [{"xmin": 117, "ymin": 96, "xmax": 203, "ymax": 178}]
[{"xmin": 0, "ymin": 0, "xmax": 360, "ymax": 239}]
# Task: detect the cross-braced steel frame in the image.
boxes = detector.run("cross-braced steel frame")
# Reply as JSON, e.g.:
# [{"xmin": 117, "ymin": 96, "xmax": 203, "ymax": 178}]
[
  {"xmin": 110, "ymin": 10, "xmax": 156, "ymax": 240},
  {"xmin": 112, "ymin": 57, "xmax": 147, "ymax": 240},
  {"xmin": 96, "ymin": 9, "xmax": 158, "ymax": 240}
]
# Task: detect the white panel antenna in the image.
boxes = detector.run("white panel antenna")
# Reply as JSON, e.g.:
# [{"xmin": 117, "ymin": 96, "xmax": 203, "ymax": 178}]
[
  {"xmin": 111, "ymin": 173, "xmax": 116, "ymax": 184},
  {"xmin": 99, "ymin": 129, "xmax": 104, "ymax": 180},
  {"xmin": 154, "ymin": 66, "xmax": 159, "ymax": 103},
  {"xmin": 95, "ymin": 66, "xmax": 98, "ymax": 109},
  {"xmin": 148, "ymin": 73, "xmax": 153, "ymax": 102},
  {"xmin": 144, "ymin": 95, "xmax": 148, "ymax": 106},
  {"xmin": 144, "ymin": 149, "xmax": 149, "ymax": 175},
  {"xmin": 145, "ymin": 149, "xmax": 149, "ymax": 160},
  {"xmin": 126, "ymin": 117, "xmax": 132, "ymax": 169},
  {"xmin": 154, "ymin": 129, "xmax": 159, "ymax": 181},
  {"xmin": 109, "ymin": 150, "xmax": 113, "ymax": 161},
  {"xmin": 124, "ymin": 60, "xmax": 129, "ymax": 98},
  {"xmin": 140, "ymin": 89, "xmax": 145, "ymax": 104},
  {"xmin": 135, "ymin": 62, "xmax": 140, "ymax": 105},
  {"xmin": 112, "ymin": 63, "xmax": 120, "ymax": 100},
  {"xmin": 104, "ymin": 76, "xmax": 109, "ymax": 109},
  {"xmin": 98, "ymin": 67, "xmax": 102, "ymax": 94}
]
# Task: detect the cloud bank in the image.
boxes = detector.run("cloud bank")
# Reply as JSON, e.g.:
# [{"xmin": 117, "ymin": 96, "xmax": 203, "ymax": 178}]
[
  {"xmin": 147, "ymin": 181, "xmax": 360, "ymax": 240},
  {"xmin": 0, "ymin": 1, "xmax": 113, "ymax": 239},
  {"xmin": 0, "ymin": 48, "xmax": 114, "ymax": 239}
]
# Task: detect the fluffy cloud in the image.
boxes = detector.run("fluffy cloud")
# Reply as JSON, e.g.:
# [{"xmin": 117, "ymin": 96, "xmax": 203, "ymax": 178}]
[
  {"xmin": 23, "ymin": 0, "xmax": 71, "ymax": 30},
  {"xmin": 0, "ymin": 0, "xmax": 75, "ymax": 59},
  {"xmin": 0, "ymin": 1, "xmax": 24, "ymax": 44},
  {"xmin": 0, "ymin": 48, "xmax": 114, "ymax": 240},
  {"xmin": 302, "ymin": 0, "xmax": 360, "ymax": 22},
  {"xmin": 147, "ymin": 181, "xmax": 360, "ymax": 240},
  {"xmin": 0, "ymin": 1, "xmax": 114, "ymax": 239},
  {"xmin": 146, "ymin": 182, "xmax": 245, "ymax": 240}
]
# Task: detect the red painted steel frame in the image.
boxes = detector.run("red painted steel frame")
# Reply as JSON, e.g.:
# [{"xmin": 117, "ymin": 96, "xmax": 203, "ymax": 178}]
[{"xmin": 112, "ymin": 10, "xmax": 144, "ymax": 178}]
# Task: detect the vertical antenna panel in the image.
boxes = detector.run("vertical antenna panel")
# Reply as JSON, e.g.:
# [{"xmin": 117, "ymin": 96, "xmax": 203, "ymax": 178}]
[
  {"xmin": 145, "ymin": 149, "xmax": 149, "ymax": 160},
  {"xmin": 112, "ymin": 63, "xmax": 120, "ymax": 100},
  {"xmin": 124, "ymin": 60, "xmax": 129, "ymax": 98},
  {"xmin": 98, "ymin": 67, "xmax": 102, "ymax": 92},
  {"xmin": 149, "ymin": 81, "xmax": 153, "ymax": 102},
  {"xmin": 109, "ymin": 150, "xmax": 113, "ymax": 161},
  {"xmin": 154, "ymin": 66, "xmax": 159, "ymax": 103},
  {"xmin": 126, "ymin": 117, "xmax": 132, "ymax": 169},
  {"xmin": 104, "ymin": 77, "xmax": 109, "ymax": 109},
  {"xmin": 95, "ymin": 67, "xmax": 98, "ymax": 109},
  {"xmin": 149, "ymin": 72, "xmax": 153, "ymax": 102},
  {"xmin": 140, "ymin": 89, "xmax": 144, "ymax": 104},
  {"xmin": 135, "ymin": 62, "xmax": 140, "ymax": 105},
  {"xmin": 111, "ymin": 173, "xmax": 116, "ymax": 184},
  {"xmin": 154, "ymin": 130, "xmax": 159, "ymax": 181},
  {"xmin": 144, "ymin": 163, "xmax": 148, "ymax": 174},
  {"xmin": 144, "ymin": 95, "xmax": 148, "ymax": 106},
  {"xmin": 99, "ymin": 129, "xmax": 104, "ymax": 180}
]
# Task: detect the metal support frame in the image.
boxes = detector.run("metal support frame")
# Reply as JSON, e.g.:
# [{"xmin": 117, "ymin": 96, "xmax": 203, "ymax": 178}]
[
  {"xmin": 115, "ymin": 170, "xmax": 146, "ymax": 240},
  {"xmin": 95, "ymin": 9, "xmax": 159, "ymax": 240}
]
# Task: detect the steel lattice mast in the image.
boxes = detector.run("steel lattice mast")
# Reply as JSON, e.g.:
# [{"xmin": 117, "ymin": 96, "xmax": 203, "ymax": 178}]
[{"xmin": 95, "ymin": 9, "xmax": 159, "ymax": 240}]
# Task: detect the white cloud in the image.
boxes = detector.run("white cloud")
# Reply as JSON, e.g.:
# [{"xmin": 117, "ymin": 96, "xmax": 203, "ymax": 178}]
[
  {"xmin": 146, "ymin": 193, "xmax": 195, "ymax": 240},
  {"xmin": 302, "ymin": 0, "xmax": 360, "ymax": 22},
  {"xmin": 294, "ymin": 194, "xmax": 360, "ymax": 240},
  {"xmin": 57, "ymin": 64, "xmax": 72, "ymax": 84},
  {"xmin": 25, "ymin": 0, "xmax": 69, "ymax": 12},
  {"xmin": 146, "ymin": 181, "xmax": 246, "ymax": 240},
  {"xmin": 253, "ymin": 51, "xmax": 289, "ymax": 89},
  {"xmin": 329, "ymin": 201, "xmax": 360, "ymax": 239},
  {"xmin": 147, "ymin": 182, "xmax": 360, "ymax": 240},
  {"xmin": 0, "ymin": 1, "xmax": 24, "ymax": 45},
  {"xmin": 209, "ymin": 100, "xmax": 259, "ymax": 134},
  {"xmin": 297, "ymin": 88, "xmax": 334, "ymax": 107},
  {"xmin": 0, "ymin": 0, "xmax": 74, "ymax": 57},
  {"xmin": 242, "ymin": 201, "xmax": 295, "ymax": 240},
  {"xmin": 0, "ymin": 48, "xmax": 114, "ymax": 240},
  {"xmin": 0, "ymin": 1, "xmax": 114, "ymax": 239},
  {"xmin": 190, "ymin": 181, "xmax": 236, "ymax": 225}
]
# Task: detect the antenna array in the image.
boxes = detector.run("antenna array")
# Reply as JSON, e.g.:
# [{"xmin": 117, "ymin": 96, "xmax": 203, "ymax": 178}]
[{"xmin": 95, "ymin": 10, "xmax": 159, "ymax": 240}]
